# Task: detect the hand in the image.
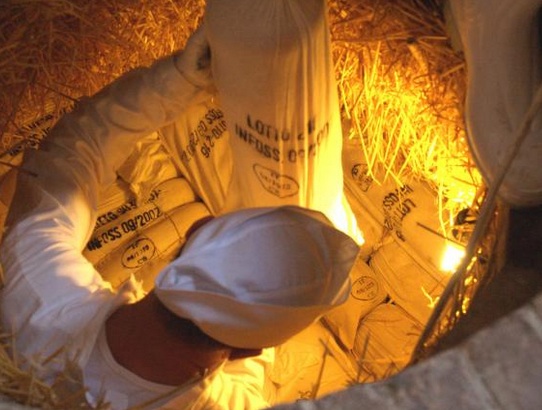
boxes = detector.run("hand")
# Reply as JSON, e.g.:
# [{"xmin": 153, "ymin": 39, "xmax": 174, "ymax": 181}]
[{"xmin": 174, "ymin": 26, "xmax": 212, "ymax": 88}]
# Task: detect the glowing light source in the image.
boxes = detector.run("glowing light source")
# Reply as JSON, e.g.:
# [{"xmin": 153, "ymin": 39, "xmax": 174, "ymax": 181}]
[{"xmin": 440, "ymin": 243, "xmax": 465, "ymax": 273}]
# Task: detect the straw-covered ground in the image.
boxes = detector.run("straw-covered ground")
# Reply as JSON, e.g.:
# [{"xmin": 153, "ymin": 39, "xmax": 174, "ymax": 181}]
[{"xmin": 0, "ymin": 0, "xmax": 489, "ymax": 407}]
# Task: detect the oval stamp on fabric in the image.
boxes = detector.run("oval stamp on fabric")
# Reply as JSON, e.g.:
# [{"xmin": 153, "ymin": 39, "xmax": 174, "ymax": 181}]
[
  {"xmin": 253, "ymin": 163, "xmax": 299, "ymax": 198},
  {"xmin": 351, "ymin": 276, "xmax": 379, "ymax": 301},
  {"xmin": 122, "ymin": 237, "xmax": 156, "ymax": 269}
]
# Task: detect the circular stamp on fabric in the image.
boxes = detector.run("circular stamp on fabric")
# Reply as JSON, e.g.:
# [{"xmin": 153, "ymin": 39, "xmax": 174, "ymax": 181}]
[
  {"xmin": 253, "ymin": 163, "xmax": 299, "ymax": 198},
  {"xmin": 351, "ymin": 276, "xmax": 379, "ymax": 301},
  {"xmin": 351, "ymin": 163, "xmax": 373, "ymax": 192},
  {"xmin": 122, "ymin": 237, "xmax": 156, "ymax": 269}
]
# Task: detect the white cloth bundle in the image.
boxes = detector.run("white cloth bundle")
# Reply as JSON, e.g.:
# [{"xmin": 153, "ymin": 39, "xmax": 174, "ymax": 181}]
[
  {"xmin": 95, "ymin": 202, "xmax": 210, "ymax": 290},
  {"xmin": 370, "ymin": 240, "xmax": 447, "ymax": 326},
  {"xmin": 159, "ymin": 97, "xmax": 232, "ymax": 215},
  {"xmin": 352, "ymin": 303, "xmax": 422, "ymax": 382},
  {"xmin": 155, "ymin": 206, "xmax": 360, "ymax": 349},
  {"xmin": 267, "ymin": 321, "xmax": 357, "ymax": 404},
  {"xmin": 205, "ymin": 0, "xmax": 361, "ymax": 242},
  {"xmin": 448, "ymin": 0, "xmax": 542, "ymax": 207},
  {"xmin": 343, "ymin": 139, "xmax": 451, "ymax": 325},
  {"xmin": 321, "ymin": 253, "xmax": 387, "ymax": 350},
  {"xmin": 343, "ymin": 138, "xmax": 452, "ymax": 267},
  {"xmin": 84, "ymin": 178, "xmax": 197, "ymax": 265}
]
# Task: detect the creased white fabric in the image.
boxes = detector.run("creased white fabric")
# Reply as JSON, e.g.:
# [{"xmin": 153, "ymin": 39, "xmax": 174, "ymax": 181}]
[
  {"xmin": 0, "ymin": 42, "xmax": 275, "ymax": 409},
  {"xmin": 155, "ymin": 206, "xmax": 358, "ymax": 349},
  {"xmin": 204, "ymin": 0, "xmax": 363, "ymax": 244}
]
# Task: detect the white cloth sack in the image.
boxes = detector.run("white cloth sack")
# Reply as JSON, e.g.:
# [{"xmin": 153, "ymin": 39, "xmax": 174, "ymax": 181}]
[
  {"xmin": 115, "ymin": 132, "xmax": 179, "ymax": 202},
  {"xmin": 158, "ymin": 96, "xmax": 232, "ymax": 215},
  {"xmin": 343, "ymin": 138, "xmax": 452, "ymax": 268},
  {"xmin": 95, "ymin": 202, "xmax": 210, "ymax": 290},
  {"xmin": 343, "ymin": 139, "xmax": 451, "ymax": 325},
  {"xmin": 370, "ymin": 239, "xmax": 447, "ymax": 326},
  {"xmin": 84, "ymin": 177, "xmax": 197, "ymax": 265},
  {"xmin": 447, "ymin": 0, "xmax": 542, "ymax": 207},
  {"xmin": 352, "ymin": 303, "xmax": 422, "ymax": 382},
  {"xmin": 204, "ymin": 0, "xmax": 362, "ymax": 243},
  {"xmin": 87, "ymin": 132, "xmax": 191, "ymax": 262},
  {"xmin": 266, "ymin": 321, "xmax": 357, "ymax": 404},
  {"xmin": 85, "ymin": 130, "xmax": 212, "ymax": 290},
  {"xmin": 321, "ymin": 252, "xmax": 387, "ymax": 350},
  {"xmin": 155, "ymin": 206, "xmax": 360, "ymax": 349}
]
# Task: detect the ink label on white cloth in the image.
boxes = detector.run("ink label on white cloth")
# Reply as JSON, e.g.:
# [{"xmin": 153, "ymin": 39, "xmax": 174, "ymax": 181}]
[
  {"xmin": 178, "ymin": 108, "xmax": 227, "ymax": 164},
  {"xmin": 158, "ymin": 99, "xmax": 232, "ymax": 215},
  {"xmin": 205, "ymin": 0, "xmax": 347, "ymax": 227},
  {"xmin": 85, "ymin": 178, "xmax": 195, "ymax": 264}
]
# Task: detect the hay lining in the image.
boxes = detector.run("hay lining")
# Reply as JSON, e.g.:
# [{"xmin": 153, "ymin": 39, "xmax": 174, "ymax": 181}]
[
  {"xmin": 330, "ymin": 0, "xmax": 482, "ymax": 237},
  {"xmin": 0, "ymin": 0, "xmax": 205, "ymax": 154}
]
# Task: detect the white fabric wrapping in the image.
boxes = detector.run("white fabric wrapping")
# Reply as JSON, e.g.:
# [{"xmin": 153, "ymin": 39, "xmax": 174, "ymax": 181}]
[
  {"xmin": 267, "ymin": 321, "xmax": 357, "ymax": 403},
  {"xmin": 343, "ymin": 139, "xmax": 449, "ymax": 326},
  {"xmin": 0, "ymin": 29, "xmax": 288, "ymax": 408},
  {"xmin": 155, "ymin": 206, "xmax": 359, "ymax": 349},
  {"xmin": 95, "ymin": 202, "xmax": 211, "ymax": 291},
  {"xmin": 343, "ymin": 138, "xmax": 451, "ymax": 269},
  {"xmin": 370, "ymin": 240, "xmax": 447, "ymax": 326},
  {"xmin": 322, "ymin": 253, "xmax": 387, "ymax": 350},
  {"xmin": 352, "ymin": 303, "xmax": 422, "ymax": 382},
  {"xmin": 448, "ymin": 0, "xmax": 542, "ymax": 206},
  {"xmin": 204, "ymin": 0, "xmax": 362, "ymax": 243},
  {"xmin": 159, "ymin": 96, "xmax": 232, "ymax": 215}
]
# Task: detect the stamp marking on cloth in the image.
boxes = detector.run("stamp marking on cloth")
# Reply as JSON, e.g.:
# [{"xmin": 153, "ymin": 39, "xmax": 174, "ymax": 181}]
[
  {"xmin": 235, "ymin": 114, "xmax": 329, "ymax": 163},
  {"xmin": 253, "ymin": 164, "xmax": 299, "ymax": 198},
  {"xmin": 179, "ymin": 108, "xmax": 227, "ymax": 163},
  {"xmin": 351, "ymin": 163, "xmax": 374, "ymax": 192},
  {"xmin": 122, "ymin": 237, "xmax": 156, "ymax": 268},
  {"xmin": 351, "ymin": 276, "xmax": 379, "ymax": 301},
  {"xmin": 382, "ymin": 185, "xmax": 416, "ymax": 241}
]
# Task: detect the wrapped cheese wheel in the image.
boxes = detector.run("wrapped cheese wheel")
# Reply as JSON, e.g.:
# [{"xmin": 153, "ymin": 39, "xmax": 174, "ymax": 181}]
[
  {"xmin": 95, "ymin": 202, "xmax": 211, "ymax": 291},
  {"xmin": 352, "ymin": 303, "xmax": 422, "ymax": 381},
  {"xmin": 84, "ymin": 177, "xmax": 196, "ymax": 264},
  {"xmin": 205, "ymin": 0, "xmax": 361, "ymax": 242}
]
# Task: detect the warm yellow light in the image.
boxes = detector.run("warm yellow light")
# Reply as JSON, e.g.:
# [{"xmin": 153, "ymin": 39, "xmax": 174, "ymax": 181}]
[
  {"xmin": 440, "ymin": 243, "xmax": 465, "ymax": 273},
  {"xmin": 328, "ymin": 199, "xmax": 365, "ymax": 246}
]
